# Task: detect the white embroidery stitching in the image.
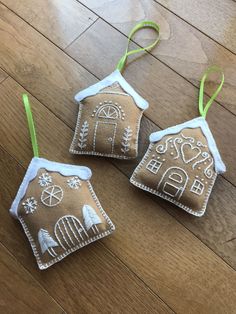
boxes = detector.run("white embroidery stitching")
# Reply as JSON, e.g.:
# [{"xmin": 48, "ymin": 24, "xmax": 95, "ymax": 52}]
[
  {"xmin": 38, "ymin": 173, "xmax": 52, "ymax": 187},
  {"xmin": 156, "ymin": 137, "xmax": 173, "ymax": 154},
  {"xmin": 157, "ymin": 167, "xmax": 189, "ymax": 200},
  {"xmin": 22, "ymin": 197, "xmax": 37, "ymax": 214},
  {"xmin": 82, "ymin": 204, "xmax": 102, "ymax": 234},
  {"xmin": 190, "ymin": 179, "xmax": 205, "ymax": 195},
  {"xmin": 78, "ymin": 120, "xmax": 89, "ymax": 150},
  {"xmin": 67, "ymin": 177, "xmax": 81, "ymax": 189},
  {"xmin": 180, "ymin": 142, "xmax": 201, "ymax": 164},
  {"xmin": 121, "ymin": 126, "xmax": 132, "ymax": 154},
  {"xmin": 38, "ymin": 229, "xmax": 58, "ymax": 257},
  {"xmin": 41, "ymin": 185, "xmax": 64, "ymax": 207},
  {"xmin": 130, "ymin": 143, "xmax": 217, "ymax": 217},
  {"xmin": 54, "ymin": 215, "xmax": 89, "ymax": 251},
  {"xmin": 146, "ymin": 159, "xmax": 162, "ymax": 174},
  {"xmin": 93, "ymin": 121, "xmax": 117, "ymax": 153}
]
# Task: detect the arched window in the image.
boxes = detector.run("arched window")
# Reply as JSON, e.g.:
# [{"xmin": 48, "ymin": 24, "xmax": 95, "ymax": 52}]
[{"xmin": 96, "ymin": 104, "xmax": 121, "ymax": 119}]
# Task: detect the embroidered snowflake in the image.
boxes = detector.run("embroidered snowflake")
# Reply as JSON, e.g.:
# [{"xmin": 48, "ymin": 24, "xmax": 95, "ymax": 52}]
[
  {"xmin": 67, "ymin": 177, "xmax": 81, "ymax": 189},
  {"xmin": 22, "ymin": 197, "xmax": 38, "ymax": 214},
  {"xmin": 38, "ymin": 172, "xmax": 52, "ymax": 187}
]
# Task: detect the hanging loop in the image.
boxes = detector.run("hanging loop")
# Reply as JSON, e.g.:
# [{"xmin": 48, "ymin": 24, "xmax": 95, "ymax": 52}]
[
  {"xmin": 22, "ymin": 94, "xmax": 39, "ymax": 157},
  {"xmin": 116, "ymin": 20, "xmax": 160, "ymax": 72},
  {"xmin": 199, "ymin": 66, "xmax": 224, "ymax": 118}
]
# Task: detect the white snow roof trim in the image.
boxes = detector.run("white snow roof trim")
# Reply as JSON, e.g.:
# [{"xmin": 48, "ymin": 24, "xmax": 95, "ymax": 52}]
[
  {"xmin": 74, "ymin": 69, "xmax": 149, "ymax": 110},
  {"xmin": 149, "ymin": 117, "xmax": 226, "ymax": 174},
  {"xmin": 10, "ymin": 157, "xmax": 92, "ymax": 218}
]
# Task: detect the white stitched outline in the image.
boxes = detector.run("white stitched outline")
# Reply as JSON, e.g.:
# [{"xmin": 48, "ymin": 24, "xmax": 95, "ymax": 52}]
[
  {"xmin": 172, "ymin": 137, "xmax": 183, "ymax": 159},
  {"xmin": 38, "ymin": 229, "xmax": 59, "ymax": 258},
  {"xmin": 190, "ymin": 179, "xmax": 205, "ymax": 195},
  {"xmin": 157, "ymin": 167, "xmax": 189, "ymax": 200},
  {"xmin": 98, "ymin": 91, "xmax": 129, "ymax": 97},
  {"xmin": 121, "ymin": 126, "xmax": 132, "ymax": 154},
  {"xmin": 192, "ymin": 152, "xmax": 210, "ymax": 169},
  {"xmin": 180, "ymin": 142, "xmax": 201, "ymax": 164},
  {"xmin": 41, "ymin": 185, "xmax": 64, "ymax": 207},
  {"xmin": 181, "ymin": 133, "xmax": 195, "ymax": 143},
  {"xmin": 96, "ymin": 103, "xmax": 121, "ymax": 119},
  {"xmin": 169, "ymin": 173, "xmax": 183, "ymax": 183},
  {"xmin": 146, "ymin": 159, "xmax": 162, "ymax": 174},
  {"xmin": 196, "ymin": 141, "xmax": 207, "ymax": 148},
  {"xmin": 156, "ymin": 137, "xmax": 173, "ymax": 154},
  {"xmin": 54, "ymin": 215, "xmax": 89, "ymax": 251},
  {"xmin": 163, "ymin": 182, "xmax": 182, "ymax": 198},
  {"xmin": 93, "ymin": 121, "xmax": 117, "ymax": 153},
  {"xmin": 204, "ymin": 158, "xmax": 214, "ymax": 179},
  {"xmin": 78, "ymin": 120, "xmax": 89, "ymax": 150}
]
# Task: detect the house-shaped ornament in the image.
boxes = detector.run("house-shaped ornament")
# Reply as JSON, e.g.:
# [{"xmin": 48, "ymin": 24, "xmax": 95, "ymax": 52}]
[
  {"xmin": 70, "ymin": 70, "xmax": 149, "ymax": 159},
  {"xmin": 10, "ymin": 158, "xmax": 115, "ymax": 269},
  {"xmin": 130, "ymin": 117, "xmax": 226, "ymax": 216}
]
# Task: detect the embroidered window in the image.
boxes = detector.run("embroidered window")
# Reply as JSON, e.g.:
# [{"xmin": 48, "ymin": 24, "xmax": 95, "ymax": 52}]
[
  {"xmin": 190, "ymin": 179, "xmax": 204, "ymax": 195},
  {"xmin": 146, "ymin": 159, "xmax": 162, "ymax": 174}
]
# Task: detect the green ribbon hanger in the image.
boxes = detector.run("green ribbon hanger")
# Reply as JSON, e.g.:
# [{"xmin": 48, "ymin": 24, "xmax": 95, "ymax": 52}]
[
  {"xmin": 199, "ymin": 66, "xmax": 224, "ymax": 118},
  {"xmin": 22, "ymin": 94, "xmax": 39, "ymax": 157},
  {"xmin": 116, "ymin": 20, "xmax": 160, "ymax": 72}
]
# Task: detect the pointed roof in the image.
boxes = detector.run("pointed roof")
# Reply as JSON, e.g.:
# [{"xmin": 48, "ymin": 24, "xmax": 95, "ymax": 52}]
[
  {"xmin": 149, "ymin": 117, "xmax": 226, "ymax": 174},
  {"xmin": 74, "ymin": 69, "xmax": 149, "ymax": 110},
  {"xmin": 10, "ymin": 157, "xmax": 92, "ymax": 218}
]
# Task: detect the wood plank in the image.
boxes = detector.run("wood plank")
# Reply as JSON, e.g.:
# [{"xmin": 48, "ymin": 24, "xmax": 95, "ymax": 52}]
[
  {"xmin": 66, "ymin": 19, "xmax": 236, "ymax": 186},
  {"xmin": 0, "ymin": 3, "xmax": 235, "ymax": 186},
  {"xmin": 154, "ymin": 0, "xmax": 236, "ymax": 53},
  {"xmin": 2, "ymin": 0, "xmax": 97, "ymax": 49},
  {"xmin": 79, "ymin": 0, "xmax": 236, "ymax": 53},
  {"xmin": 0, "ymin": 68, "xmax": 8, "ymax": 83},
  {"xmin": 5, "ymin": 0, "xmax": 236, "ymax": 116},
  {"xmin": 0, "ymin": 243, "xmax": 63, "ymax": 314},
  {"xmin": 1, "ymin": 75, "xmax": 236, "ymax": 313},
  {"xmin": 76, "ymin": 0, "xmax": 236, "ymax": 115}
]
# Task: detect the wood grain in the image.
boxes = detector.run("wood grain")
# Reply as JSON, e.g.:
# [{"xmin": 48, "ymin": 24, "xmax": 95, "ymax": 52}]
[
  {"xmin": 0, "ymin": 243, "xmax": 63, "ymax": 314},
  {"xmin": 1, "ymin": 75, "xmax": 236, "ymax": 313},
  {"xmin": 76, "ymin": 0, "xmax": 236, "ymax": 115},
  {"xmin": 5, "ymin": 0, "xmax": 236, "ymax": 115},
  {"xmin": 0, "ymin": 68, "xmax": 8, "ymax": 83},
  {"xmin": 154, "ymin": 0, "xmax": 236, "ymax": 53},
  {"xmin": 79, "ymin": 0, "xmax": 236, "ymax": 53},
  {"xmin": 2, "ymin": 0, "xmax": 97, "ymax": 49}
]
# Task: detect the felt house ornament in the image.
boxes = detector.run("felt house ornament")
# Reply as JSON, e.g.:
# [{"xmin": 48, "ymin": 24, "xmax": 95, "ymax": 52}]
[
  {"xmin": 70, "ymin": 21, "xmax": 160, "ymax": 159},
  {"xmin": 130, "ymin": 67, "xmax": 226, "ymax": 216},
  {"xmin": 10, "ymin": 95, "xmax": 115, "ymax": 270}
]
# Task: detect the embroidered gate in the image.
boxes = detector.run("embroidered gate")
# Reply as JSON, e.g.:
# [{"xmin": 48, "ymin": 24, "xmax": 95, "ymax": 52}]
[{"xmin": 157, "ymin": 167, "xmax": 188, "ymax": 200}]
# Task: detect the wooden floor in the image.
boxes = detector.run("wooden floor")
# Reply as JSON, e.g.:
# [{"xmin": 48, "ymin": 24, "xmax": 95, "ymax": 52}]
[{"xmin": 0, "ymin": 0, "xmax": 236, "ymax": 313}]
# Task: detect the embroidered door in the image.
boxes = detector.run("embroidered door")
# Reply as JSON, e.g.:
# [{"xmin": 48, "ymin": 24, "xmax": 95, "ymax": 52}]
[
  {"xmin": 93, "ymin": 121, "xmax": 117, "ymax": 153},
  {"xmin": 157, "ymin": 167, "xmax": 188, "ymax": 200}
]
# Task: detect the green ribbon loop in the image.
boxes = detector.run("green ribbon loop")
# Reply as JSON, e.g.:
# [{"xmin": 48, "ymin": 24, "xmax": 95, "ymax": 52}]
[
  {"xmin": 199, "ymin": 66, "xmax": 224, "ymax": 118},
  {"xmin": 22, "ymin": 94, "xmax": 39, "ymax": 157},
  {"xmin": 116, "ymin": 20, "xmax": 160, "ymax": 72}
]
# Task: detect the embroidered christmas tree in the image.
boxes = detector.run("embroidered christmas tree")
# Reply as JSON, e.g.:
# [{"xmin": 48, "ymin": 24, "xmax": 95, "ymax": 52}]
[
  {"xmin": 38, "ymin": 228, "xmax": 59, "ymax": 257},
  {"xmin": 82, "ymin": 204, "xmax": 102, "ymax": 234}
]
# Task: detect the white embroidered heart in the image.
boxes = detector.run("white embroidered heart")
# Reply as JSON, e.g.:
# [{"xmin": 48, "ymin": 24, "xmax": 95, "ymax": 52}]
[{"xmin": 181, "ymin": 143, "xmax": 201, "ymax": 164}]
